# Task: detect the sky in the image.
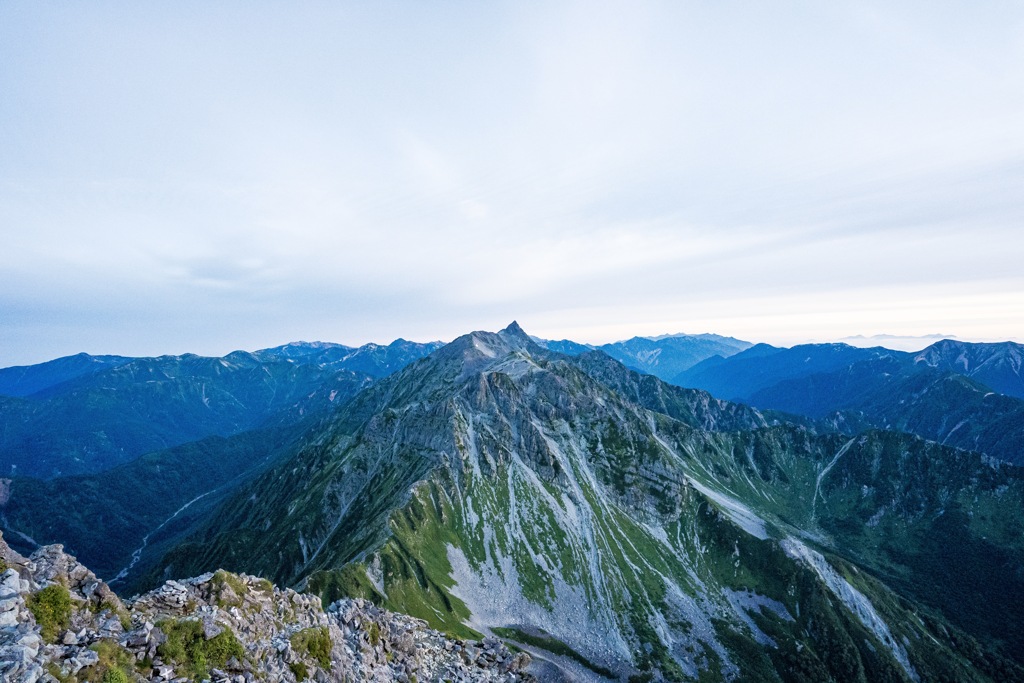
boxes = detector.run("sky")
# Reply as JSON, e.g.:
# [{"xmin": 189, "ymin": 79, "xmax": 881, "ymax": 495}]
[{"xmin": 2, "ymin": 1, "xmax": 1023, "ymax": 366}]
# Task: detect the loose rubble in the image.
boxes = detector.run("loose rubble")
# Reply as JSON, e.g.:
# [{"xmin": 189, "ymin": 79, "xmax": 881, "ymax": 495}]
[{"xmin": 0, "ymin": 533, "xmax": 532, "ymax": 682}]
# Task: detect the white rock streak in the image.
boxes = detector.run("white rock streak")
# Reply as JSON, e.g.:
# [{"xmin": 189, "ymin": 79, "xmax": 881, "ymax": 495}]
[{"xmin": 781, "ymin": 537, "xmax": 919, "ymax": 682}]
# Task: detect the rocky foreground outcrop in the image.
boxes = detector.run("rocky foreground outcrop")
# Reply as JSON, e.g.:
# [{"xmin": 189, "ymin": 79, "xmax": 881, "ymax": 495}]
[{"xmin": 0, "ymin": 534, "xmax": 532, "ymax": 683}]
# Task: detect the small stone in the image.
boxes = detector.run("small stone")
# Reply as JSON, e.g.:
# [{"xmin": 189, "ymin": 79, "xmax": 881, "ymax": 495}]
[
  {"xmin": 21, "ymin": 663, "xmax": 44, "ymax": 683},
  {"xmin": 0, "ymin": 569, "xmax": 23, "ymax": 596},
  {"xmin": 0, "ymin": 608, "xmax": 18, "ymax": 627},
  {"xmin": 218, "ymin": 583, "xmax": 240, "ymax": 606},
  {"xmin": 203, "ymin": 619, "xmax": 224, "ymax": 640},
  {"xmin": 191, "ymin": 572, "xmax": 216, "ymax": 585},
  {"xmin": 125, "ymin": 627, "xmax": 148, "ymax": 647},
  {"xmin": 70, "ymin": 650, "xmax": 99, "ymax": 674},
  {"xmin": 98, "ymin": 615, "xmax": 124, "ymax": 637}
]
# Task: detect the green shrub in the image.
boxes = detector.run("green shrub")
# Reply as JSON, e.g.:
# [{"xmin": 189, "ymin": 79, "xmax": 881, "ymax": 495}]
[
  {"xmin": 157, "ymin": 619, "xmax": 245, "ymax": 680},
  {"xmin": 290, "ymin": 627, "xmax": 332, "ymax": 670},
  {"xmin": 28, "ymin": 584, "xmax": 72, "ymax": 642},
  {"xmin": 289, "ymin": 661, "xmax": 309, "ymax": 681},
  {"xmin": 367, "ymin": 622, "xmax": 380, "ymax": 647},
  {"xmin": 102, "ymin": 669, "xmax": 129, "ymax": 683}
]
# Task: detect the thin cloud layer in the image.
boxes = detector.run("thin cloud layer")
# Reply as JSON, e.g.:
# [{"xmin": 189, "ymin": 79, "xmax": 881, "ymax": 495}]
[{"xmin": 1, "ymin": 2, "xmax": 1022, "ymax": 364}]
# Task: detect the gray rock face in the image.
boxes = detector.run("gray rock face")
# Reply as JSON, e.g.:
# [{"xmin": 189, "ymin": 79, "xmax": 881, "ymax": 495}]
[
  {"xmin": 0, "ymin": 568, "xmax": 43, "ymax": 682},
  {"xmin": 0, "ymin": 532, "xmax": 531, "ymax": 682}
]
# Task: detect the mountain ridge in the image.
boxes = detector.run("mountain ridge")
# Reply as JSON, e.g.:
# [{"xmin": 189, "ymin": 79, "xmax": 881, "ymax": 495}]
[
  {"xmin": 0, "ymin": 339, "xmax": 441, "ymax": 479},
  {"xmin": 533, "ymin": 332, "xmax": 753, "ymax": 383},
  {"xmin": 145, "ymin": 323, "xmax": 1024, "ymax": 682}
]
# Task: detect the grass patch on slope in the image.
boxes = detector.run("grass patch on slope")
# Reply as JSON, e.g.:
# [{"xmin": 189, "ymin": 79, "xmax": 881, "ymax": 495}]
[
  {"xmin": 375, "ymin": 483, "xmax": 480, "ymax": 640},
  {"xmin": 156, "ymin": 618, "xmax": 244, "ymax": 681},
  {"xmin": 28, "ymin": 584, "xmax": 72, "ymax": 642},
  {"xmin": 308, "ymin": 480, "xmax": 480, "ymax": 641},
  {"xmin": 290, "ymin": 627, "xmax": 332, "ymax": 669},
  {"xmin": 307, "ymin": 564, "xmax": 384, "ymax": 607}
]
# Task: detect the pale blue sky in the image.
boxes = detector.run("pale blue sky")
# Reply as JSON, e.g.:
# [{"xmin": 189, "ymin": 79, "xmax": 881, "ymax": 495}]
[{"xmin": 2, "ymin": 1, "xmax": 1023, "ymax": 365}]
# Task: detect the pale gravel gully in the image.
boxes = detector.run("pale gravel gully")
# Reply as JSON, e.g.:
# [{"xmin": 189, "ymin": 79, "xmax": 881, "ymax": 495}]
[
  {"xmin": 109, "ymin": 491, "xmax": 214, "ymax": 585},
  {"xmin": 780, "ymin": 537, "xmax": 919, "ymax": 682}
]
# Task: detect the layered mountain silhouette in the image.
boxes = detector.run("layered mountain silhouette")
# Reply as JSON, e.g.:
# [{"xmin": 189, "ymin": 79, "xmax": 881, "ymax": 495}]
[
  {"xmin": 0, "ymin": 339, "xmax": 441, "ymax": 478},
  {"xmin": 674, "ymin": 340, "xmax": 1024, "ymax": 466},
  {"xmin": 2, "ymin": 325, "xmax": 1023, "ymax": 681}
]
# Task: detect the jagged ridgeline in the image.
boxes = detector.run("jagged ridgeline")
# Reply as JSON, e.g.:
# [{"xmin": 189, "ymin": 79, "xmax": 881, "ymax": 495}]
[{"xmin": 152, "ymin": 323, "xmax": 1024, "ymax": 682}]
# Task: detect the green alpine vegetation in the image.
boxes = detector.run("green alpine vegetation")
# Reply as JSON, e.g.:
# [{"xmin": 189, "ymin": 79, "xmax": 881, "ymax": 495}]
[
  {"xmin": 0, "ymin": 339, "xmax": 443, "ymax": 587},
  {"xmin": 28, "ymin": 584, "xmax": 72, "ymax": 642},
  {"xmin": 157, "ymin": 619, "xmax": 245, "ymax": 681},
  {"xmin": 290, "ymin": 627, "xmax": 332, "ymax": 670}
]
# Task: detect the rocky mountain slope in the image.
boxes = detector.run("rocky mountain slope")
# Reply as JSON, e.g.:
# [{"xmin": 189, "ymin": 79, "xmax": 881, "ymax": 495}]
[
  {"xmin": 0, "ymin": 532, "xmax": 532, "ymax": 683},
  {"xmin": 913, "ymin": 339, "xmax": 1024, "ymax": 399},
  {"xmin": 148, "ymin": 324, "xmax": 1024, "ymax": 682}
]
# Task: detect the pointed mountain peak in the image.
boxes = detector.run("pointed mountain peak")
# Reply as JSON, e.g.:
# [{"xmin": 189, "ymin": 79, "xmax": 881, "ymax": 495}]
[
  {"xmin": 499, "ymin": 321, "xmax": 547, "ymax": 356},
  {"xmin": 500, "ymin": 320, "xmax": 529, "ymax": 339},
  {"xmin": 428, "ymin": 323, "xmax": 543, "ymax": 376}
]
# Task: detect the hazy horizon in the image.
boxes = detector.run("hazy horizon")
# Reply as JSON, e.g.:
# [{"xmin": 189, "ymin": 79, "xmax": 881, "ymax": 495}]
[
  {"xmin": 3, "ymin": 2, "xmax": 1022, "ymax": 366},
  {"xmin": 2, "ymin": 323, "xmax": 1019, "ymax": 368}
]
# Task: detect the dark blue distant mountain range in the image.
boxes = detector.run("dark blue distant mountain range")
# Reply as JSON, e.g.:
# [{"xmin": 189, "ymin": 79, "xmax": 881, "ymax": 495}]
[{"xmin": 674, "ymin": 339, "xmax": 1024, "ymax": 465}]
